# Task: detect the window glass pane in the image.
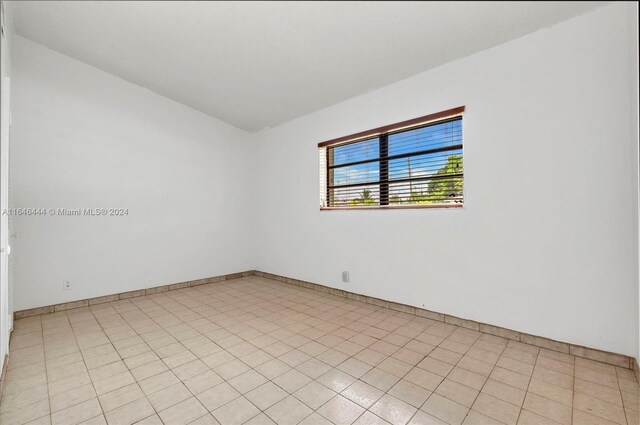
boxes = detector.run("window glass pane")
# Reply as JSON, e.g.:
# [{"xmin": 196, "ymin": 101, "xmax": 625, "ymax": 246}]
[
  {"xmin": 389, "ymin": 176, "xmax": 463, "ymax": 205},
  {"xmin": 331, "ymin": 162, "xmax": 380, "ymax": 187},
  {"xmin": 331, "ymin": 137, "xmax": 379, "ymax": 166},
  {"xmin": 388, "ymin": 151, "xmax": 463, "ymax": 181},
  {"xmin": 329, "ymin": 184, "xmax": 380, "ymax": 207},
  {"xmin": 388, "ymin": 118, "xmax": 462, "ymax": 156}
]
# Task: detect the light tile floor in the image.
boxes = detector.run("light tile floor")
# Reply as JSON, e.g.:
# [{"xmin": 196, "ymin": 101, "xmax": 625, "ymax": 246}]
[{"xmin": 1, "ymin": 276, "xmax": 639, "ymax": 425}]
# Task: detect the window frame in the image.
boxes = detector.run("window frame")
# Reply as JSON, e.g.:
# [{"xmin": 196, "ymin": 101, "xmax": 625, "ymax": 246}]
[{"xmin": 319, "ymin": 106, "xmax": 465, "ymax": 211}]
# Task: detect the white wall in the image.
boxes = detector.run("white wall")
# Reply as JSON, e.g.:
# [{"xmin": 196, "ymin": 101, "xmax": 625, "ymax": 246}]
[
  {"xmin": 0, "ymin": 0, "xmax": 14, "ymax": 374},
  {"xmin": 631, "ymin": 3, "xmax": 640, "ymax": 365},
  {"xmin": 10, "ymin": 36, "xmax": 257, "ymax": 311},
  {"xmin": 255, "ymin": 3, "xmax": 639, "ymax": 357}
]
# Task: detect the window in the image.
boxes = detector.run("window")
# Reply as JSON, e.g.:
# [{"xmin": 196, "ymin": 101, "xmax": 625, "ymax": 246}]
[{"xmin": 319, "ymin": 106, "xmax": 464, "ymax": 209}]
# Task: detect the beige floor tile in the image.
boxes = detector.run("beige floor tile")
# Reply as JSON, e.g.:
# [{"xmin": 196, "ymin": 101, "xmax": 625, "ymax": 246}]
[
  {"xmin": 522, "ymin": 392, "xmax": 572, "ymax": 425},
  {"xmin": 481, "ymin": 378, "xmax": 526, "ymax": 407},
  {"xmin": 417, "ymin": 357, "xmax": 454, "ymax": 377},
  {"xmin": 497, "ymin": 356, "xmax": 534, "ymax": 377},
  {"xmin": 465, "ymin": 347, "xmax": 501, "ymax": 365},
  {"xmin": 138, "ymin": 370, "xmax": 180, "ymax": 395},
  {"xmin": 573, "ymin": 393, "xmax": 626, "ymax": 424},
  {"xmin": 575, "ymin": 378, "xmax": 623, "ymax": 406},
  {"xmin": 0, "ymin": 398, "xmax": 50, "ymax": 425},
  {"xmin": 88, "ymin": 361, "xmax": 127, "ymax": 382},
  {"xmin": 85, "ymin": 352, "xmax": 121, "ymax": 371},
  {"xmin": 391, "ymin": 348, "xmax": 424, "ymax": 366},
  {"xmin": 172, "ymin": 359, "xmax": 209, "ymax": 381},
  {"xmin": 517, "ymin": 410, "xmax": 563, "ymax": 425},
  {"xmin": 338, "ymin": 358, "xmax": 374, "ymax": 379},
  {"xmin": 378, "ymin": 358, "xmax": 413, "ymax": 378},
  {"xmin": 47, "ymin": 361, "xmax": 88, "ymax": 383},
  {"xmin": 531, "ymin": 366, "xmax": 573, "ymax": 391},
  {"xmin": 353, "ymin": 412, "xmax": 391, "ymax": 425},
  {"xmin": 421, "ymin": 393, "xmax": 468, "ymax": 425},
  {"xmin": 266, "ymin": 396, "xmax": 313, "ymax": 425},
  {"xmin": 625, "ymin": 408, "xmax": 640, "ymax": 425},
  {"xmin": 246, "ymin": 382, "xmax": 289, "ymax": 410},
  {"xmin": 435, "ymin": 379, "xmax": 479, "ymax": 408},
  {"xmin": 318, "ymin": 348, "xmax": 351, "ymax": 367},
  {"xmin": 123, "ymin": 352, "xmax": 159, "ymax": 370},
  {"xmin": 51, "ymin": 398, "xmax": 102, "ymax": 425},
  {"xmin": 212, "ymin": 396, "xmax": 260, "ymax": 425},
  {"xmin": 1, "ymin": 382, "xmax": 48, "ymax": 410},
  {"xmin": 501, "ymin": 347, "xmax": 537, "ymax": 366},
  {"xmin": 457, "ymin": 356, "xmax": 493, "ymax": 377},
  {"xmin": 184, "ymin": 369, "xmax": 223, "ymax": 395},
  {"xmin": 50, "ymin": 383, "xmax": 97, "ymax": 413},
  {"xmin": 446, "ymin": 367, "xmax": 486, "ymax": 391},
  {"xmin": 575, "ymin": 358, "xmax": 616, "ymax": 376},
  {"xmin": 539, "ymin": 349, "xmax": 574, "ymax": 365},
  {"xmin": 472, "ymin": 393, "xmax": 520, "ymax": 425},
  {"xmin": 488, "ymin": 367, "xmax": 529, "ymax": 391},
  {"xmin": 79, "ymin": 415, "xmax": 107, "ymax": 425},
  {"xmin": 403, "ymin": 368, "xmax": 443, "ymax": 392},
  {"xmin": 134, "ymin": 415, "xmax": 164, "ymax": 425},
  {"xmin": 621, "ymin": 390, "xmax": 640, "ymax": 412},
  {"xmin": 253, "ymin": 358, "xmax": 290, "ymax": 380},
  {"xmin": 368, "ymin": 395, "xmax": 419, "ymax": 425},
  {"xmin": 462, "ymin": 410, "xmax": 504, "ymax": 425},
  {"xmin": 536, "ymin": 356, "xmax": 574, "ymax": 376},
  {"xmin": 527, "ymin": 377, "xmax": 573, "ymax": 407},
  {"xmin": 619, "ymin": 378, "xmax": 639, "ymax": 395},
  {"xmin": 294, "ymin": 381, "xmax": 337, "ymax": 410},
  {"xmin": 389, "ymin": 380, "xmax": 432, "ymax": 408},
  {"xmin": 317, "ymin": 369, "xmax": 357, "ymax": 392},
  {"xmin": 98, "ymin": 383, "xmax": 145, "ymax": 412},
  {"xmin": 202, "ymin": 351, "xmax": 236, "ymax": 369},
  {"xmin": 92, "ymin": 371, "xmax": 136, "ymax": 396},
  {"xmin": 130, "ymin": 360, "xmax": 169, "ymax": 381},
  {"xmin": 159, "ymin": 397, "xmax": 208, "ymax": 425},
  {"xmin": 104, "ymin": 398, "xmax": 155, "ymax": 425},
  {"xmin": 147, "ymin": 382, "xmax": 192, "ymax": 411},
  {"xmin": 245, "ymin": 413, "xmax": 277, "ymax": 425},
  {"xmin": 342, "ymin": 380, "xmax": 384, "ymax": 408},
  {"xmin": 296, "ymin": 358, "xmax": 332, "ymax": 379},
  {"xmin": 197, "ymin": 382, "xmax": 241, "ymax": 411},
  {"xmin": 406, "ymin": 410, "xmax": 447, "ymax": 425},
  {"xmin": 572, "ymin": 409, "xmax": 621, "ymax": 425},
  {"xmin": 213, "ymin": 359, "xmax": 251, "ymax": 380},
  {"xmin": 272, "ymin": 368, "xmax": 312, "ymax": 393},
  {"xmin": 575, "ymin": 365, "xmax": 619, "ymax": 389},
  {"xmin": 317, "ymin": 395, "xmax": 366, "ymax": 425},
  {"xmin": 361, "ymin": 368, "xmax": 400, "ymax": 392}
]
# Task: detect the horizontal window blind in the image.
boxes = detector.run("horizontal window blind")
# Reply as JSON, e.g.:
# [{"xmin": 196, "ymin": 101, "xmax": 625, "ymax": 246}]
[{"xmin": 319, "ymin": 107, "xmax": 464, "ymax": 209}]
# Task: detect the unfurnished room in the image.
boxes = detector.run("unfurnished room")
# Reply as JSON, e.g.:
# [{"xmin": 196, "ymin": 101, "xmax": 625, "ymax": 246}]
[{"xmin": 0, "ymin": 1, "xmax": 638, "ymax": 425}]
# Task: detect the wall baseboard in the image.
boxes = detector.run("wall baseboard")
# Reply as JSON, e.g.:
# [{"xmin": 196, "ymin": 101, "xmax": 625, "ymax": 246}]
[{"xmin": 12, "ymin": 269, "xmax": 636, "ymax": 372}]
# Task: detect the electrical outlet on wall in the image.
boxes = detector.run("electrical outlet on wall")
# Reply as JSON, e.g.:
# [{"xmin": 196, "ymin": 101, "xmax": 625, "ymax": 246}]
[
  {"xmin": 63, "ymin": 280, "xmax": 71, "ymax": 290},
  {"xmin": 342, "ymin": 271, "xmax": 349, "ymax": 283}
]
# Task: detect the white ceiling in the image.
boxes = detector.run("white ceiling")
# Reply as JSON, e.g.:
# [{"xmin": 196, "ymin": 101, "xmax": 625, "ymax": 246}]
[{"xmin": 12, "ymin": 1, "xmax": 605, "ymax": 132}]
